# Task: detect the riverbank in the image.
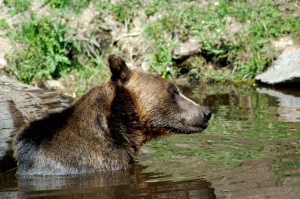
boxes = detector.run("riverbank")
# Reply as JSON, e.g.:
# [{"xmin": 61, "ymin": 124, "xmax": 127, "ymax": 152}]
[{"xmin": 0, "ymin": 0, "xmax": 299, "ymax": 96}]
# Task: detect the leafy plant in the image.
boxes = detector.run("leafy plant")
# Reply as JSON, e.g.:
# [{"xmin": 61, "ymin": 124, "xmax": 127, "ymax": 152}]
[
  {"xmin": 6, "ymin": 13, "xmax": 80, "ymax": 83},
  {"xmin": 0, "ymin": 18, "xmax": 9, "ymax": 30}
]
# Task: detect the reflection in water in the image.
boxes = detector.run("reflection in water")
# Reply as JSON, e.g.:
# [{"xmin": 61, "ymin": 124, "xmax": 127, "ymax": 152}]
[
  {"xmin": 0, "ymin": 165, "xmax": 215, "ymax": 199},
  {"xmin": 1, "ymin": 84, "xmax": 299, "ymax": 199},
  {"xmin": 257, "ymin": 87, "xmax": 300, "ymax": 122},
  {"xmin": 141, "ymin": 84, "xmax": 300, "ymax": 199}
]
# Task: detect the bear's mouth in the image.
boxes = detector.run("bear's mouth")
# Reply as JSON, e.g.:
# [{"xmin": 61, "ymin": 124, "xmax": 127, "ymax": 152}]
[
  {"xmin": 197, "ymin": 121, "xmax": 209, "ymax": 130},
  {"xmin": 189, "ymin": 123, "xmax": 208, "ymax": 133},
  {"xmin": 146, "ymin": 120, "xmax": 209, "ymax": 135},
  {"xmin": 184, "ymin": 119, "xmax": 209, "ymax": 133},
  {"xmin": 169, "ymin": 122, "xmax": 209, "ymax": 134}
]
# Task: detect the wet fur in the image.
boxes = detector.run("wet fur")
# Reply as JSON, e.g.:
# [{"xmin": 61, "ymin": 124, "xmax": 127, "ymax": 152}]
[{"xmin": 14, "ymin": 55, "xmax": 210, "ymax": 175}]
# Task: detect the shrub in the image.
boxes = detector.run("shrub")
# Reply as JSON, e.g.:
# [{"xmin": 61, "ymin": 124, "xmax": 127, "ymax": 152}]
[{"xmin": 6, "ymin": 13, "xmax": 80, "ymax": 84}]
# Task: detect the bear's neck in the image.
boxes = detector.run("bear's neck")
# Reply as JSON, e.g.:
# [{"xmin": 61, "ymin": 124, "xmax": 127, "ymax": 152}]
[
  {"xmin": 106, "ymin": 86, "xmax": 146, "ymax": 158},
  {"xmin": 71, "ymin": 83, "xmax": 167, "ymax": 166}
]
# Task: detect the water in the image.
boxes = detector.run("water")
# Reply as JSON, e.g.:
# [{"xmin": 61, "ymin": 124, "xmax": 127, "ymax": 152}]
[{"xmin": 0, "ymin": 84, "xmax": 299, "ymax": 198}]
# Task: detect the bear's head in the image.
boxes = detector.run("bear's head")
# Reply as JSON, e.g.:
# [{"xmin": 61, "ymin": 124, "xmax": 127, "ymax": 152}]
[
  {"xmin": 107, "ymin": 55, "xmax": 211, "ymax": 139},
  {"xmin": 13, "ymin": 54, "xmax": 212, "ymax": 175}
]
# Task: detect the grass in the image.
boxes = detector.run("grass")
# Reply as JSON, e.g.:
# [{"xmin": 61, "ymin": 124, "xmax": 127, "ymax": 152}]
[
  {"xmin": 5, "ymin": 13, "xmax": 80, "ymax": 83},
  {"xmin": 1, "ymin": 0, "xmax": 299, "ymax": 94},
  {"xmin": 142, "ymin": 0, "xmax": 299, "ymax": 81},
  {"xmin": 3, "ymin": 0, "xmax": 32, "ymax": 14},
  {"xmin": 43, "ymin": 0, "xmax": 91, "ymax": 13},
  {"xmin": 0, "ymin": 18, "xmax": 9, "ymax": 30}
]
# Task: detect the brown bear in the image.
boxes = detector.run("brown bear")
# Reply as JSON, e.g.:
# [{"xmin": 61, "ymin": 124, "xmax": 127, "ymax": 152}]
[{"xmin": 14, "ymin": 54, "xmax": 211, "ymax": 175}]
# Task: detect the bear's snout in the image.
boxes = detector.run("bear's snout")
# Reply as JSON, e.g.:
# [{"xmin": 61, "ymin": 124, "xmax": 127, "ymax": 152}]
[{"xmin": 203, "ymin": 109, "xmax": 212, "ymax": 121}]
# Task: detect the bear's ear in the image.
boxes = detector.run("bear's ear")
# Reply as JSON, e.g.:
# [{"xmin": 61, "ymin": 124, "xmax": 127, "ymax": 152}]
[{"xmin": 108, "ymin": 54, "xmax": 131, "ymax": 82}]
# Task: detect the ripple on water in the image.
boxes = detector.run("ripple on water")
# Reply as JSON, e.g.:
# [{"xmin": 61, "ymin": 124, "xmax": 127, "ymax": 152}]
[{"xmin": 1, "ymin": 84, "xmax": 299, "ymax": 199}]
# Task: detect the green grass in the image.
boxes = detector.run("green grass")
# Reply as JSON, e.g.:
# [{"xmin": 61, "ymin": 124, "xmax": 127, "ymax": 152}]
[
  {"xmin": 3, "ymin": 0, "xmax": 31, "ymax": 14},
  {"xmin": 43, "ymin": 0, "xmax": 91, "ymax": 13},
  {"xmin": 1, "ymin": 0, "xmax": 299, "ymax": 93},
  {"xmin": 142, "ymin": 0, "xmax": 299, "ymax": 81},
  {"xmin": 0, "ymin": 18, "xmax": 9, "ymax": 30}
]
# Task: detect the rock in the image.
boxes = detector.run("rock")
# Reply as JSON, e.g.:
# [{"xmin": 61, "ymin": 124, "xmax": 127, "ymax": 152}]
[
  {"xmin": 38, "ymin": 79, "xmax": 65, "ymax": 91},
  {"xmin": 225, "ymin": 16, "xmax": 249, "ymax": 35},
  {"xmin": 0, "ymin": 58, "xmax": 7, "ymax": 69},
  {"xmin": 0, "ymin": 76, "xmax": 73, "ymax": 173},
  {"xmin": 271, "ymin": 36, "xmax": 297, "ymax": 55},
  {"xmin": 173, "ymin": 41, "xmax": 201, "ymax": 60},
  {"xmin": 73, "ymin": 5, "xmax": 113, "ymax": 58},
  {"xmin": 141, "ymin": 60, "xmax": 150, "ymax": 72},
  {"xmin": 255, "ymin": 48, "xmax": 300, "ymax": 84}
]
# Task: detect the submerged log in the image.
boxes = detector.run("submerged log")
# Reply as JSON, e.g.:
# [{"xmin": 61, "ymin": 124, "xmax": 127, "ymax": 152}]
[{"xmin": 0, "ymin": 76, "xmax": 73, "ymax": 173}]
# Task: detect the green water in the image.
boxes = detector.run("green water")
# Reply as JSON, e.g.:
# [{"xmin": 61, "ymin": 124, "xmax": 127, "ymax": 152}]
[
  {"xmin": 0, "ymin": 84, "xmax": 299, "ymax": 198},
  {"xmin": 138, "ymin": 84, "xmax": 300, "ymax": 198}
]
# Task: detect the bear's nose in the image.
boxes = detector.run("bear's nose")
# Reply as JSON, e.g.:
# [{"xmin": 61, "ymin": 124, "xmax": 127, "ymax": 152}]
[{"xmin": 203, "ymin": 109, "xmax": 212, "ymax": 120}]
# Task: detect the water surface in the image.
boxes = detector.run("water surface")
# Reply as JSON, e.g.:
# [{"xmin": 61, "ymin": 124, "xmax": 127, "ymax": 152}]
[{"xmin": 0, "ymin": 84, "xmax": 299, "ymax": 198}]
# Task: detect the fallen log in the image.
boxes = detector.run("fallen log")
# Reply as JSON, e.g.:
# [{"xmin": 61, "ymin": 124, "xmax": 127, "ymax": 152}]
[{"xmin": 0, "ymin": 76, "xmax": 73, "ymax": 173}]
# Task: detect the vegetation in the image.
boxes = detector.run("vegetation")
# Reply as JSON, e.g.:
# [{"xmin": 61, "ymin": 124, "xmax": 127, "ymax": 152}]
[
  {"xmin": 3, "ymin": 0, "xmax": 31, "ymax": 14},
  {"xmin": 142, "ymin": 0, "xmax": 299, "ymax": 80},
  {"xmin": 6, "ymin": 13, "xmax": 80, "ymax": 83},
  {"xmin": 0, "ymin": 0, "xmax": 299, "ymax": 94}
]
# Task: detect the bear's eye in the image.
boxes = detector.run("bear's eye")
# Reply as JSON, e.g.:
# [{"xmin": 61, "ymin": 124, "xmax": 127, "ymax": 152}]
[{"xmin": 167, "ymin": 85, "xmax": 179, "ymax": 96}]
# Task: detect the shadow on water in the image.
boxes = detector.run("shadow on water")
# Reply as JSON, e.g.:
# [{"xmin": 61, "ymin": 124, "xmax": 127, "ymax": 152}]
[{"xmin": 0, "ymin": 165, "xmax": 216, "ymax": 199}]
